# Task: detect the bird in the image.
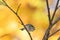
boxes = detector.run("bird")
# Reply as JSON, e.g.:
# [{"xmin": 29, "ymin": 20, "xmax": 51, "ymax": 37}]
[{"xmin": 20, "ymin": 24, "xmax": 35, "ymax": 32}]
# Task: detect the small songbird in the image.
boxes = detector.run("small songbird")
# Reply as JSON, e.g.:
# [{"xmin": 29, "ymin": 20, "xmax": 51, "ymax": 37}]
[{"xmin": 20, "ymin": 24, "xmax": 35, "ymax": 32}]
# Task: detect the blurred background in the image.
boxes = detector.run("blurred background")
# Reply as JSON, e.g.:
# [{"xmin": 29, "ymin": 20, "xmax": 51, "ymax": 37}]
[{"xmin": 0, "ymin": 0, "xmax": 60, "ymax": 40}]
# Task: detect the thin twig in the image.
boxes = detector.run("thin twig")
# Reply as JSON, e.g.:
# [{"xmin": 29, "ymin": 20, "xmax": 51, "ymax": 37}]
[
  {"xmin": 42, "ymin": 0, "xmax": 60, "ymax": 40},
  {"xmin": 2, "ymin": 0, "xmax": 23, "ymax": 27},
  {"xmin": 42, "ymin": 16, "xmax": 60, "ymax": 40},
  {"xmin": 42, "ymin": 0, "xmax": 51, "ymax": 40},
  {"xmin": 49, "ymin": 29, "xmax": 60, "ymax": 37},
  {"xmin": 46, "ymin": 0, "xmax": 51, "ymax": 24},
  {"xmin": 16, "ymin": 3, "xmax": 21, "ymax": 13},
  {"xmin": 2, "ymin": 0, "xmax": 33, "ymax": 40},
  {"xmin": 52, "ymin": 17, "xmax": 60, "ymax": 26},
  {"xmin": 42, "ymin": 17, "xmax": 60, "ymax": 40},
  {"xmin": 48, "ymin": 17, "xmax": 60, "ymax": 38},
  {"xmin": 51, "ymin": 0, "xmax": 59, "ymax": 22}
]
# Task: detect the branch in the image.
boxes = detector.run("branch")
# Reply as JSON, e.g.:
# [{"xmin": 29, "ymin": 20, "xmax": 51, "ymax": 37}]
[
  {"xmin": 2, "ymin": 0, "xmax": 33, "ymax": 40},
  {"xmin": 42, "ymin": 16, "xmax": 60, "ymax": 40},
  {"xmin": 49, "ymin": 29, "xmax": 60, "ymax": 37},
  {"xmin": 52, "ymin": 17, "xmax": 60, "ymax": 26},
  {"xmin": 46, "ymin": 0, "xmax": 51, "ymax": 24},
  {"xmin": 43, "ymin": 17, "xmax": 60, "ymax": 40},
  {"xmin": 51, "ymin": 0, "xmax": 59, "ymax": 22},
  {"xmin": 42, "ymin": 0, "xmax": 60, "ymax": 40},
  {"xmin": 0, "ymin": 1, "xmax": 6, "ymax": 6},
  {"xmin": 42, "ymin": 0, "xmax": 52, "ymax": 40},
  {"xmin": 48, "ymin": 17, "xmax": 60, "ymax": 37},
  {"xmin": 16, "ymin": 3, "xmax": 21, "ymax": 13}
]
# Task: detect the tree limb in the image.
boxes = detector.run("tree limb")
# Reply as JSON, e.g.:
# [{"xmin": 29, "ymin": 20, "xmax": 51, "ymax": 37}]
[
  {"xmin": 49, "ymin": 29, "xmax": 60, "ymax": 37},
  {"xmin": 16, "ymin": 3, "xmax": 21, "ymax": 13},
  {"xmin": 46, "ymin": 0, "xmax": 51, "ymax": 24},
  {"xmin": 42, "ymin": 0, "xmax": 60, "ymax": 40},
  {"xmin": 2, "ymin": 0, "xmax": 33, "ymax": 40},
  {"xmin": 48, "ymin": 17, "xmax": 60, "ymax": 37},
  {"xmin": 51, "ymin": 0, "xmax": 59, "ymax": 22}
]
